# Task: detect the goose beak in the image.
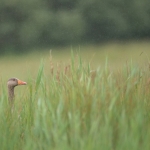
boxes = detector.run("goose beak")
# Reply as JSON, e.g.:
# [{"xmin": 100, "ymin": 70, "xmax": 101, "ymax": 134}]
[{"xmin": 17, "ymin": 79, "xmax": 27, "ymax": 85}]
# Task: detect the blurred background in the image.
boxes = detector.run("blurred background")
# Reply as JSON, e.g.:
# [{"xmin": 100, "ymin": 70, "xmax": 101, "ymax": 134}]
[
  {"xmin": 0, "ymin": 0, "xmax": 150, "ymax": 79},
  {"xmin": 0, "ymin": 0, "xmax": 150, "ymax": 53}
]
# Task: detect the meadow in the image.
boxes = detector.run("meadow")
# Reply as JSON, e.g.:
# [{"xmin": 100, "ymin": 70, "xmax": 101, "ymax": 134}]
[{"xmin": 0, "ymin": 41, "xmax": 150, "ymax": 150}]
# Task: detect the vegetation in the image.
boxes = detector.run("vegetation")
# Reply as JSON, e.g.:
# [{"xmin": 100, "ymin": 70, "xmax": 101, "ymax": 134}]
[
  {"xmin": 0, "ymin": 0, "xmax": 150, "ymax": 52},
  {"xmin": 0, "ymin": 43, "xmax": 150, "ymax": 149}
]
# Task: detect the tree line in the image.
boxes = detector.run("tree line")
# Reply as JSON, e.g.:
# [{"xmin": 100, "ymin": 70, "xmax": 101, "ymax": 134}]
[{"xmin": 0, "ymin": 0, "xmax": 150, "ymax": 53}]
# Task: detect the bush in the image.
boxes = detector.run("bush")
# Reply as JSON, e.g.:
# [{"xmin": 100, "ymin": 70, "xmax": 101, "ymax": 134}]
[{"xmin": 0, "ymin": 0, "xmax": 150, "ymax": 53}]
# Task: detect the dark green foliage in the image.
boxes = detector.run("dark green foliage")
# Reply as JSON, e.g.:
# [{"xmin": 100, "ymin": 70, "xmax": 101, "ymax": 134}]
[
  {"xmin": 0, "ymin": 0, "xmax": 150, "ymax": 53},
  {"xmin": 79, "ymin": 0, "xmax": 150, "ymax": 41}
]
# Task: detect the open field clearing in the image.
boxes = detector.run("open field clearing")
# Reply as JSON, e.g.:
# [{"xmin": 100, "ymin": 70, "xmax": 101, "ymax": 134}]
[
  {"xmin": 0, "ymin": 41, "xmax": 150, "ymax": 149},
  {"xmin": 0, "ymin": 41, "xmax": 150, "ymax": 80}
]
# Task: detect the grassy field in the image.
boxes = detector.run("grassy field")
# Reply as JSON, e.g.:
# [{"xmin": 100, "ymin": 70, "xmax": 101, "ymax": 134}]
[{"xmin": 1, "ymin": 41, "xmax": 150, "ymax": 150}]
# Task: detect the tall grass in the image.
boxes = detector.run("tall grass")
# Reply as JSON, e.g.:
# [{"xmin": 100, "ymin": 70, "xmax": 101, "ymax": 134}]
[{"xmin": 0, "ymin": 52, "xmax": 150, "ymax": 150}]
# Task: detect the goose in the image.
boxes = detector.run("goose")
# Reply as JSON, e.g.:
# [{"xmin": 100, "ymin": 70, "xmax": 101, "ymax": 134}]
[{"xmin": 7, "ymin": 78, "xmax": 27, "ymax": 101}]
